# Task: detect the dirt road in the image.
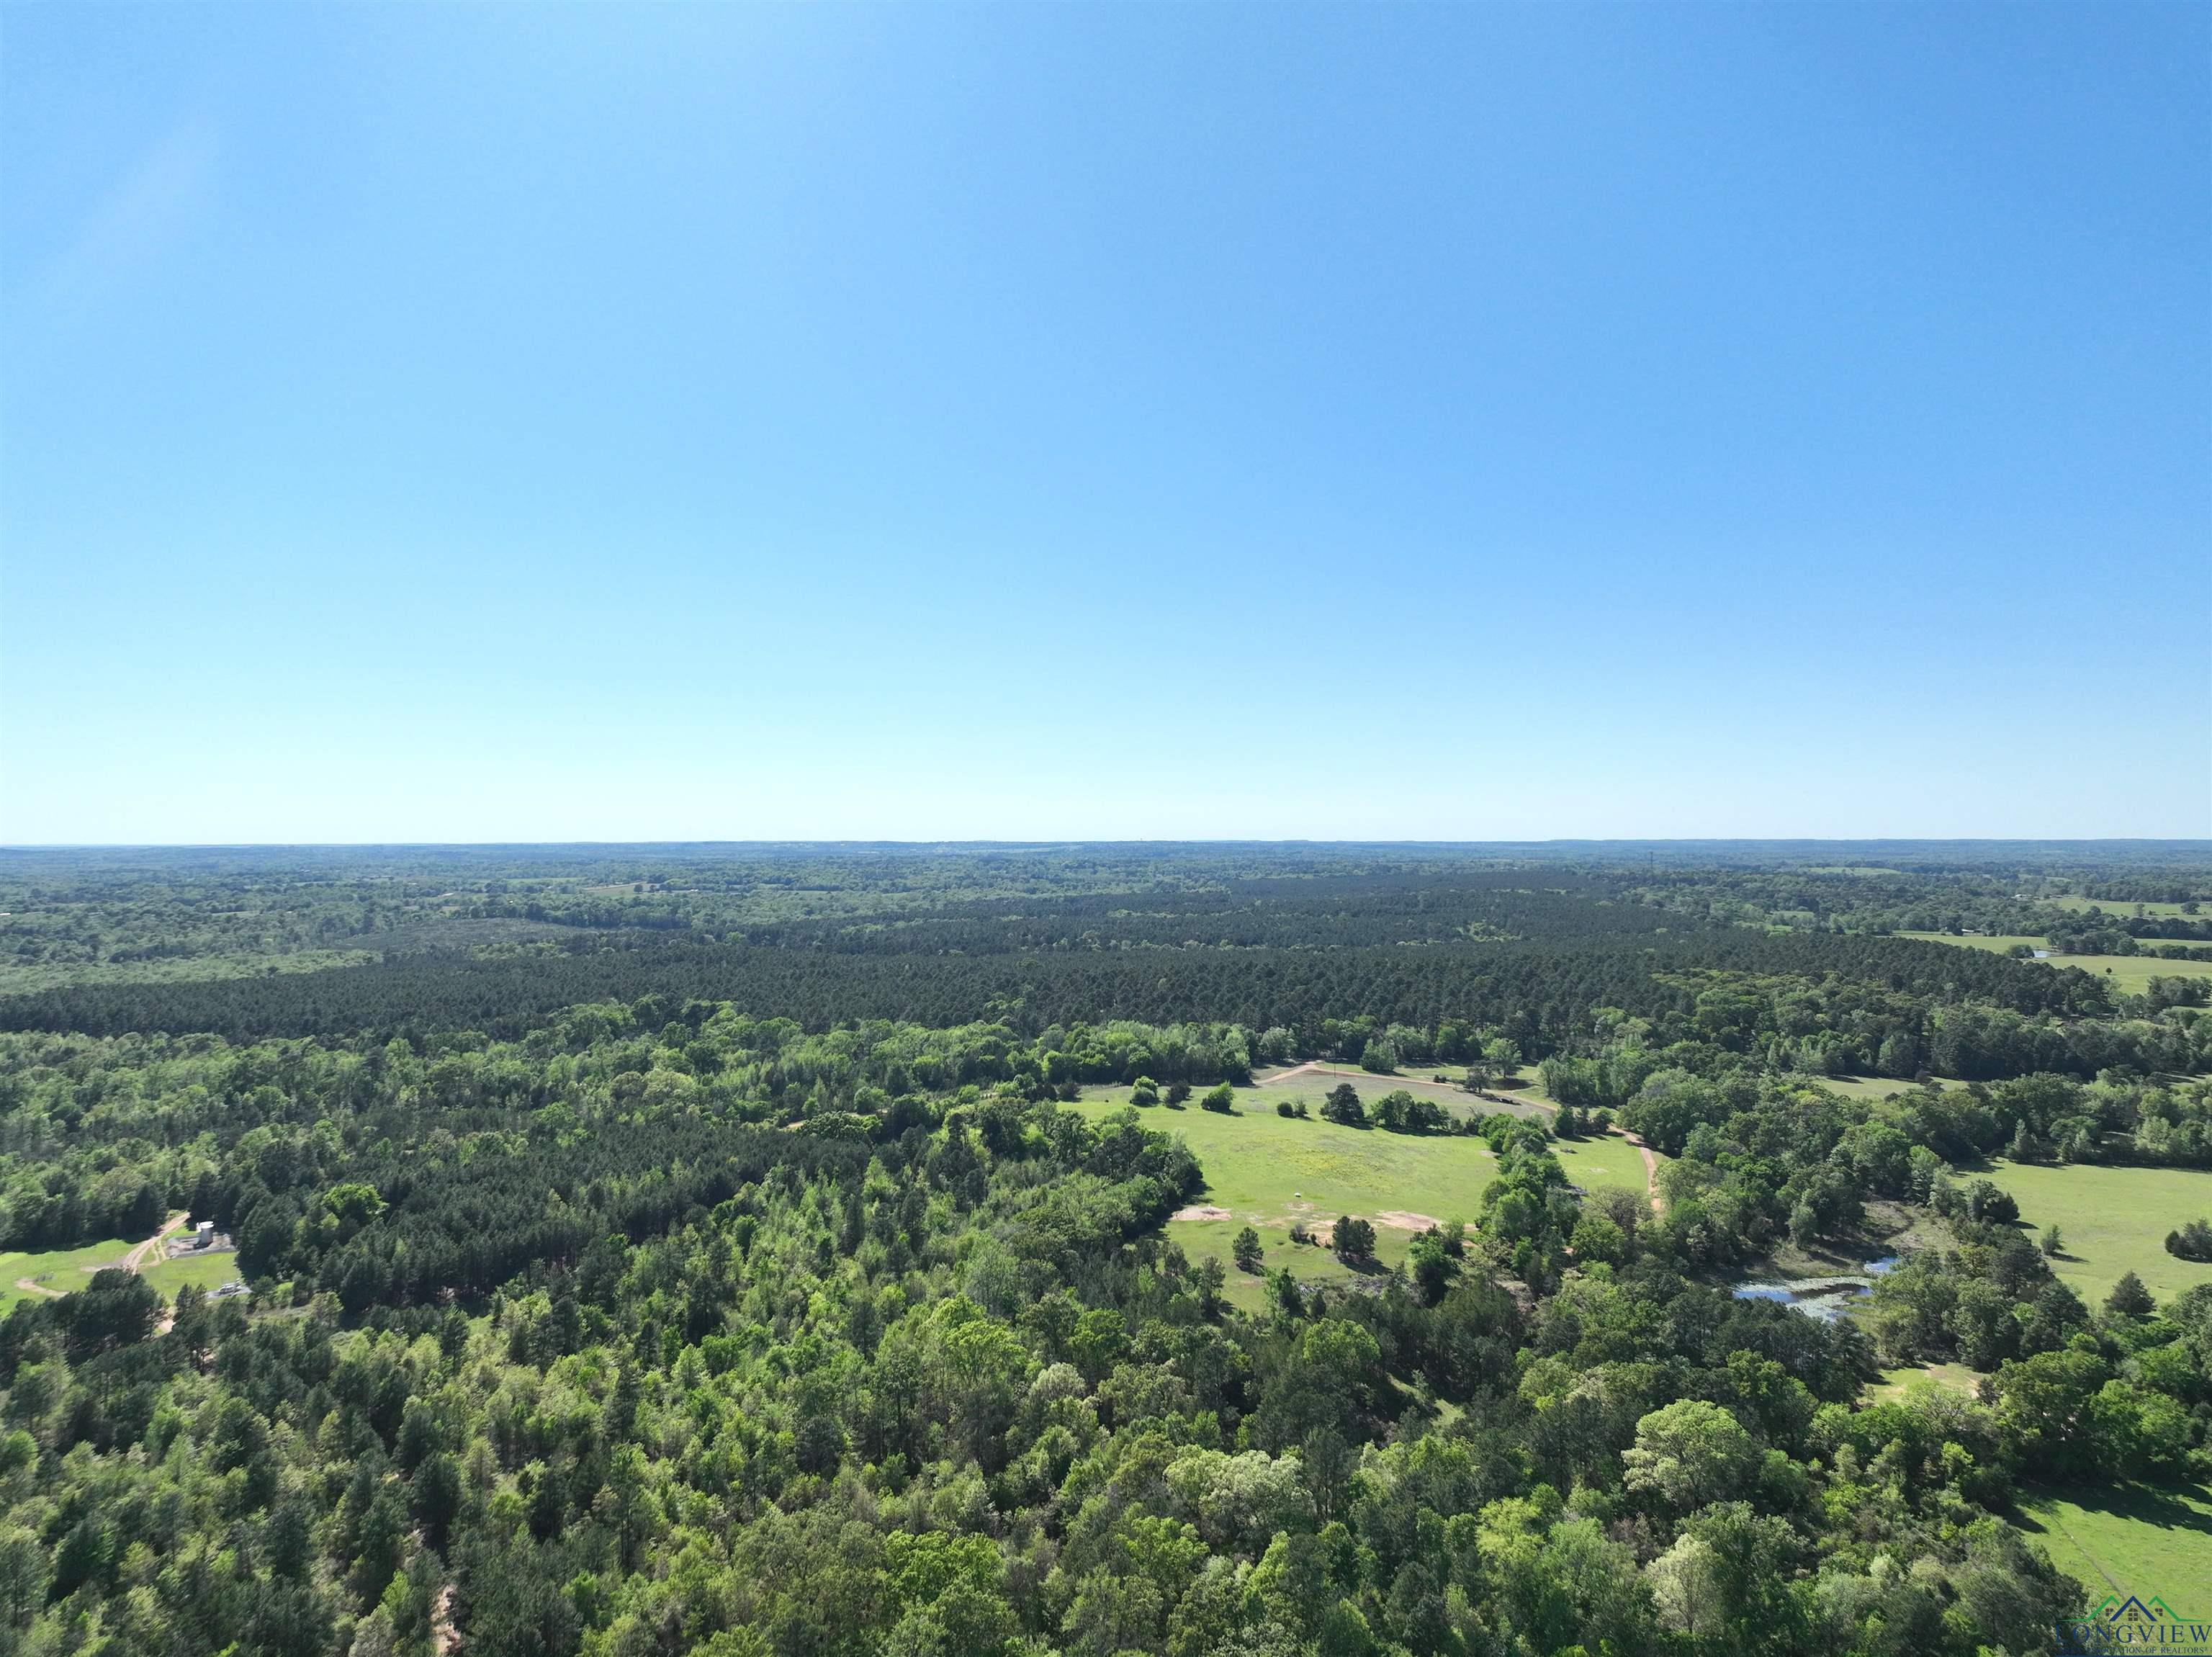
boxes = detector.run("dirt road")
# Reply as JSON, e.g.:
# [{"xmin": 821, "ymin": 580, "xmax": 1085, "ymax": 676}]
[{"xmin": 125, "ymin": 1213, "xmax": 189, "ymax": 1274}]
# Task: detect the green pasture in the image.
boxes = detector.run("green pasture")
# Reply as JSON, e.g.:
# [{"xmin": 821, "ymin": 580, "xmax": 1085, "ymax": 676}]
[
  {"xmin": 2016, "ymin": 1482, "xmax": 2212, "ymax": 1602},
  {"xmin": 1241, "ymin": 1065, "xmax": 1548, "ymax": 1121},
  {"xmin": 1897, "ymin": 933, "xmax": 2048, "ymax": 954},
  {"xmin": 0, "ymin": 1236, "xmax": 141, "ymax": 1314},
  {"xmin": 1550, "ymin": 1133, "xmax": 1658, "ymax": 1203},
  {"xmin": 1071, "ymin": 1092, "xmax": 1499, "ymax": 1309},
  {"xmin": 1866, "ymin": 1363, "xmax": 1984, "ymax": 1404},
  {"xmin": 1897, "ymin": 933, "xmax": 2212, "ymax": 994},
  {"xmin": 1817, "ymin": 1075, "xmax": 1922, "ymax": 1103},
  {"xmin": 2053, "ymin": 954, "xmax": 2212, "ymax": 994},
  {"xmin": 1978, "ymin": 1159, "xmax": 2212, "ymax": 1305},
  {"xmin": 141, "ymin": 1250, "xmax": 244, "ymax": 1299},
  {"xmin": 2043, "ymin": 894, "xmax": 2200, "ymax": 920}
]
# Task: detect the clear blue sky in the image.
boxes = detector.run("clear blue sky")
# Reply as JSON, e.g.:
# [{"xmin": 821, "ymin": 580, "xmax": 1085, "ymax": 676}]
[{"xmin": 4, "ymin": 4, "xmax": 2206, "ymax": 843}]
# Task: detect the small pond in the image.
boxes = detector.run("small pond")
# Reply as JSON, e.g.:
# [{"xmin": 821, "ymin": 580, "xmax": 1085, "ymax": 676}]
[{"xmin": 1731, "ymin": 1256, "xmax": 1901, "ymax": 1322}]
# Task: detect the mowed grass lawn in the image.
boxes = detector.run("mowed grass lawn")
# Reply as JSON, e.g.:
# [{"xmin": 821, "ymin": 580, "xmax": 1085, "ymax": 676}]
[
  {"xmin": 1550, "ymin": 1133, "xmax": 1659, "ymax": 1203},
  {"xmin": 2015, "ymin": 1482, "xmax": 2212, "ymax": 1603},
  {"xmin": 1978, "ymin": 1159, "xmax": 2212, "ymax": 1305},
  {"xmin": 0, "ymin": 1236, "xmax": 142, "ymax": 1314},
  {"xmin": 1071, "ymin": 1092, "xmax": 1499, "ymax": 1309},
  {"xmin": 140, "ymin": 1249, "xmax": 244, "ymax": 1299}
]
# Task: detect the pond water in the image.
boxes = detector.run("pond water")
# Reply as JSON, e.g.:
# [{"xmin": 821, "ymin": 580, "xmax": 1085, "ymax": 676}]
[{"xmin": 1731, "ymin": 1257, "xmax": 1902, "ymax": 1321}]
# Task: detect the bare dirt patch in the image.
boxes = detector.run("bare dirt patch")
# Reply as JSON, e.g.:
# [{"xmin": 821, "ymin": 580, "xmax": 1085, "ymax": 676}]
[
  {"xmin": 1375, "ymin": 1210, "xmax": 1442, "ymax": 1231},
  {"xmin": 1171, "ymin": 1205, "xmax": 1233, "ymax": 1222}
]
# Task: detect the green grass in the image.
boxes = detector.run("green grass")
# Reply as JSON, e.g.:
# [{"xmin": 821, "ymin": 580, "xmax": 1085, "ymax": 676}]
[
  {"xmin": 1977, "ymin": 1159, "xmax": 2212, "ymax": 1305},
  {"xmin": 140, "ymin": 1250, "xmax": 244, "ymax": 1299},
  {"xmin": 1071, "ymin": 1091, "xmax": 1499, "ymax": 1310},
  {"xmin": 0, "ymin": 1236, "xmax": 142, "ymax": 1314},
  {"xmin": 2046, "ymin": 954, "xmax": 2212, "ymax": 994},
  {"xmin": 0, "ymin": 1221, "xmax": 241, "ymax": 1311},
  {"xmin": 1867, "ymin": 1362, "xmax": 1984, "ymax": 1404},
  {"xmin": 2015, "ymin": 1482, "xmax": 2212, "ymax": 1603},
  {"xmin": 1550, "ymin": 1133, "xmax": 1658, "ymax": 1201},
  {"xmin": 1897, "ymin": 932, "xmax": 2212, "ymax": 994},
  {"xmin": 1817, "ymin": 1074, "xmax": 1925, "ymax": 1102},
  {"xmin": 2044, "ymin": 894, "xmax": 2201, "ymax": 920},
  {"xmin": 1897, "ymin": 932, "xmax": 2049, "ymax": 953},
  {"xmin": 1241, "ymin": 1065, "xmax": 1547, "ymax": 1121}
]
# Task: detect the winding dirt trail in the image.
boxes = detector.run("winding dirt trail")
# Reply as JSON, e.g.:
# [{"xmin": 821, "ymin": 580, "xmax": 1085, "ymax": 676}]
[
  {"xmin": 125, "ymin": 1213, "xmax": 189, "ymax": 1275},
  {"xmin": 1613, "ymin": 1132, "xmax": 1664, "ymax": 1216}
]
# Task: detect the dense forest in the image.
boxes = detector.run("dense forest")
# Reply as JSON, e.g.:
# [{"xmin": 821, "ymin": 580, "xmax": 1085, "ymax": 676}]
[{"xmin": 0, "ymin": 843, "xmax": 2206, "ymax": 1657}]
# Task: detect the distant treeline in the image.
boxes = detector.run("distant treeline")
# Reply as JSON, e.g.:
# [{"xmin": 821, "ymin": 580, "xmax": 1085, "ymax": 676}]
[{"xmin": 0, "ymin": 928, "xmax": 2118, "ymax": 1050}]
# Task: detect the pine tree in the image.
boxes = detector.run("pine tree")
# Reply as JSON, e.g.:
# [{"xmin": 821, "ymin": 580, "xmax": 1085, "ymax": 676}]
[{"xmin": 2105, "ymin": 1270, "xmax": 2154, "ymax": 1318}]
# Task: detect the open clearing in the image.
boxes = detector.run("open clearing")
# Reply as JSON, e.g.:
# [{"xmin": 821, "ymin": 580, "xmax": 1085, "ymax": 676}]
[
  {"xmin": 1899, "ymin": 932, "xmax": 2050, "ymax": 954},
  {"xmin": 1550, "ymin": 1132, "xmax": 1663, "ymax": 1205},
  {"xmin": 2041, "ymin": 895, "xmax": 2201, "ymax": 920},
  {"xmin": 140, "ymin": 1249, "xmax": 244, "ymax": 1299},
  {"xmin": 0, "ymin": 1218, "xmax": 235, "ymax": 1313},
  {"xmin": 2049, "ymin": 954, "xmax": 2212, "ymax": 994},
  {"xmin": 1977, "ymin": 1159, "xmax": 2212, "ymax": 1305},
  {"xmin": 1247, "ymin": 1064, "xmax": 1552, "ymax": 1120},
  {"xmin": 2015, "ymin": 1482, "xmax": 2212, "ymax": 1601},
  {"xmin": 1899, "ymin": 933, "xmax": 2212, "ymax": 994},
  {"xmin": 0, "ymin": 1235, "xmax": 144, "ymax": 1314},
  {"xmin": 1867, "ymin": 1362, "xmax": 1984, "ymax": 1404},
  {"xmin": 1073, "ymin": 1091, "xmax": 1498, "ymax": 1309},
  {"xmin": 1817, "ymin": 1074, "xmax": 1929, "ymax": 1102}
]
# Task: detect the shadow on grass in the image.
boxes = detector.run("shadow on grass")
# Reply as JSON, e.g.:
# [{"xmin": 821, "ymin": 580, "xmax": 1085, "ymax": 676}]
[{"xmin": 2013, "ymin": 1480, "xmax": 2212, "ymax": 1546}]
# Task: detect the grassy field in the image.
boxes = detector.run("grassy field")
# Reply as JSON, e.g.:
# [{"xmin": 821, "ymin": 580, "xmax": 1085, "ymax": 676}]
[
  {"xmin": 1897, "ymin": 932, "xmax": 2049, "ymax": 954},
  {"xmin": 2016, "ymin": 1481, "xmax": 2212, "ymax": 1602},
  {"xmin": 1867, "ymin": 1362, "xmax": 1984, "ymax": 1404},
  {"xmin": 1244, "ymin": 1064, "xmax": 1551, "ymax": 1121},
  {"xmin": 1898, "ymin": 933, "xmax": 2212, "ymax": 994},
  {"xmin": 140, "ymin": 1249, "xmax": 244, "ymax": 1299},
  {"xmin": 2043, "ymin": 894, "xmax": 2200, "ymax": 920},
  {"xmin": 1977, "ymin": 1159, "xmax": 2212, "ymax": 1305},
  {"xmin": 1817, "ymin": 1074, "xmax": 1924, "ymax": 1102},
  {"xmin": 0, "ymin": 1235, "xmax": 143, "ymax": 1314},
  {"xmin": 1073, "ymin": 1091, "xmax": 1499, "ymax": 1309},
  {"xmin": 0, "ymin": 1219, "xmax": 243, "ymax": 1312},
  {"xmin": 2051, "ymin": 954, "xmax": 2212, "ymax": 994},
  {"xmin": 1550, "ymin": 1133, "xmax": 1658, "ymax": 1202}
]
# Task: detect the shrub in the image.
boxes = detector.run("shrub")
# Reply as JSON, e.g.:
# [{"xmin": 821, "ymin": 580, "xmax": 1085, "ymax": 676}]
[
  {"xmin": 1332, "ymin": 1215, "xmax": 1376, "ymax": 1262},
  {"xmin": 1321, "ymin": 1084, "xmax": 1364, "ymax": 1128},
  {"xmin": 2167, "ymin": 1218, "xmax": 2212, "ymax": 1262},
  {"xmin": 1201, "ymin": 1083, "xmax": 1236, "ymax": 1114}
]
